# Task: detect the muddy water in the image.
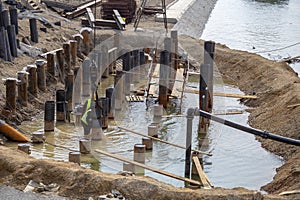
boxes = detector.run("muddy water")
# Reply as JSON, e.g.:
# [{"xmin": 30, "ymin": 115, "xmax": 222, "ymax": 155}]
[{"xmin": 11, "ymin": 77, "xmax": 282, "ymax": 190}]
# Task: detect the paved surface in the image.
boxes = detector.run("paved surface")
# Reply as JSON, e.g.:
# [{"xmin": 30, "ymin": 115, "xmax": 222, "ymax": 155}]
[
  {"xmin": 0, "ymin": 184, "xmax": 67, "ymax": 200},
  {"xmin": 156, "ymin": 0, "xmax": 195, "ymax": 23}
]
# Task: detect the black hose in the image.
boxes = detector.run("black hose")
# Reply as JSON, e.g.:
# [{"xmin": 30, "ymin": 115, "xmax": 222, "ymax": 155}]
[{"xmin": 199, "ymin": 110, "xmax": 300, "ymax": 146}]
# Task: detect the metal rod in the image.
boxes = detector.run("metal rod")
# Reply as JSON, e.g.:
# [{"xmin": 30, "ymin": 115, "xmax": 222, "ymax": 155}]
[
  {"xmin": 95, "ymin": 149, "xmax": 201, "ymax": 186},
  {"xmin": 118, "ymin": 126, "xmax": 212, "ymax": 156}
]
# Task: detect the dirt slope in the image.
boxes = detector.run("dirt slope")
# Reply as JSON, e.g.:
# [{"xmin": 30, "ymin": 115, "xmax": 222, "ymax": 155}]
[{"xmin": 0, "ymin": 146, "xmax": 284, "ymax": 200}]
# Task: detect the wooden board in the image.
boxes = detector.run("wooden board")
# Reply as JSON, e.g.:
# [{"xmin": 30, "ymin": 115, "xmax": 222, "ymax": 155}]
[
  {"xmin": 287, "ymin": 103, "xmax": 300, "ymax": 108},
  {"xmin": 86, "ymin": 8, "xmax": 95, "ymax": 28},
  {"xmin": 113, "ymin": 9, "xmax": 125, "ymax": 30},
  {"xmin": 125, "ymin": 95, "xmax": 145, "ymax": 102},
  {"xmin": 180, "ymin": 89, "xmax": 258, "ymax": 99},
  {"xmin": 171, "ymin": 68, "xmax": 185, "ymax": 98},
  {"xmin": 148, "ymin": 64, "xmax": 160, "ymax": 98},
  {"xmin": 65, "ymin": 0, "xmax": 102, "ymax": 19},
  {"xmin": 118, "ymin": 126, "xmax": 212, "ymax": 156},
  {"xmin": 40, "ymin": 48, "xmax": 63, "ymax": 57},
  {"xmin": 95, "ymin": 149, "xmax": 201, "ymax": 186},
  {"xmin": 192, "ymin": 156, "xmax": 211, "ymax": 189}
]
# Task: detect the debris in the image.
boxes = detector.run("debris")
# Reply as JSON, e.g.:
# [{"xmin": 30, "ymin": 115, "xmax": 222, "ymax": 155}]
[
  {"xmin": 42, "ymin": 0, "xmax": 77, "ymax": 12},
  {"xmin": 19, "ymin": 42, "xmax": 43, "ymax": 57},
  {"xmin": 40, "ymin": 27, "xmax": 47, "ymax": 32},
  {"xmin": 24, "ymin": 180, "xmax": 60, "ymax": 193},
  {"xmin": 81, "ymin": 18, "xmax": 119, "ymax": 29},
  {"xmin": 21, "ymin": 0, "xmax": 40, "ymax": 10},
  {"xmin": 54, "ymin": 21, "xmax": 61, "ymax": 26},
  {"xmin": 65, "ymin": 0, "xmax": 102, "ymax": 19},
  {"xmin": 117, "ymin": 171, "xmax": 135, "ymax": 176},
  {"xmin": 18, "ymin": 11, "xmax": 53, "ymax": 28},
  {"xmin": 101, "ymin": 0, "xmax": 136, "ymax": 24},
  {"xmin": 97, "ymin": 189, "xmax": 125, "ymax": 200}
]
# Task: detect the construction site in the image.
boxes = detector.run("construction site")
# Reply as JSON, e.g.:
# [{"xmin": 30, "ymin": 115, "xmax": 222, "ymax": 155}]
[{"xmin": 0, "ymin": 0, "xmax": 300, "ymax": 199}]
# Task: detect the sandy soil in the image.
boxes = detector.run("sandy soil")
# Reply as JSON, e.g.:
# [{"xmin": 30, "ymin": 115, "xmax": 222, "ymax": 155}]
[
  {"xmin": 0, "ymin": 0, "xmax": 299, "ymax": 199},
  {"xmin": 0, "ymin": 146, "xmax": 285, "ymax": 200}
]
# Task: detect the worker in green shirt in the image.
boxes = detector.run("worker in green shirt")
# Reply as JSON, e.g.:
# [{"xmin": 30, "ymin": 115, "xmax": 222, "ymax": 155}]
[{"xmin": 81, "ymin": 92, "xmax": 102, "ymax": 135}]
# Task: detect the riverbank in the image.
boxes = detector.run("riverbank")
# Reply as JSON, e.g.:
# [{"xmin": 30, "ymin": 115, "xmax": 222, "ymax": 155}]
[{"xmin": 0, "ymin": 145, "xmax": 284, "ymax": 199}]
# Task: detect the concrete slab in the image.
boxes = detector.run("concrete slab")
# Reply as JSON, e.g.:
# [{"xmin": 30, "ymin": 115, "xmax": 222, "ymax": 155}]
[{"xmin": 155, "ymin": 0, "xmax": 196, "ymax": 24}]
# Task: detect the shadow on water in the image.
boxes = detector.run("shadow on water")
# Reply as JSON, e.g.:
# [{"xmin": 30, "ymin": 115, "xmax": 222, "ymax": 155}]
[{"xmin": 252, "ymin": 0, "xmax": 289, "ymax": 5}]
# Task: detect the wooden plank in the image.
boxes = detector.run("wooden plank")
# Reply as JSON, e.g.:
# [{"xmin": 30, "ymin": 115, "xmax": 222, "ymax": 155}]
[
  {"xmin": 65, "ymin": 0, "xmax": 102, "ymax": 19},
  {"xmin": 171, "ymin": 68, "xmax": 185, "ymax": 98},
  {"xmin": 118, "ymin": 126, "xmax": 212, "ymax": 156},
  {"xmin": 213, "ymin": 111, "xmax": 243, "ymax": 115},
  {"xmin": 188, "ymin": 71, "xmax": 200, "ymax": 75},
  {"xmin": 280, "ymin": 55, "xmax": 300, "ymax": 63},
  {"xmin": 86, "ymin": 8, "xmax": 95, "ymax": 28},
  {"xmin": 81, "ymin": 18, "xmax": 118, "ymax": 29},
  {"xmin": 148, "ymin": 64, "xmax": 160, "ymax": 97},
  {"xmin": 162, "ymin": 114, "xmax": 186, "ymax": 118},
  {"xmin": 279, "ymin": 190, "xmax": 300, "ymax": 196},
  {"xmin": 180, "ymin": 89, "xmax": 258, "ymax": 99},
  {"xmin": 40, "ymin": 48, "xmax": 63, "ymax": 57},
  {"xmin": 214, "ymin": 92, "xmax": 258, "ymax": 99},
  {"xmin": 192, "ymin": 156, "xmax": 210, "ymax": 189},
  {"xmin": 113, "ymin": 9, "xmax": 125, "ymax": 30},
  {"xmin": 202, "ymin": 168, "xmax": 214, "ymax": 188},
  {"xmin": 95, "ymin": 149, "xmax": 201, "ymax": 186},
  {"xmin": 287, "ymin": 103, "xmax": 300, "ymax": 108}
]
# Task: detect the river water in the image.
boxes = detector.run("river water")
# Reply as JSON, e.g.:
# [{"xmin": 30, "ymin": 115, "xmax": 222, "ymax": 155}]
[
  {"xmin": 10, "ymin": 0, "xmax": 300, "ymax": 192},
  {"xmin": 201, "ymin": 0, "xmax": 300, "ymax": 71}
]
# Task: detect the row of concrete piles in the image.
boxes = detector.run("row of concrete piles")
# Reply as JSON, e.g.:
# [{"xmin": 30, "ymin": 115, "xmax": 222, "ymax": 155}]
[
  {"xmin": 60, "ymin": 30, "xmax": 182, "ymax": 169},
  {"xmin": 15, "ymin": 26, "xmax": 95, "ymax": 153}
]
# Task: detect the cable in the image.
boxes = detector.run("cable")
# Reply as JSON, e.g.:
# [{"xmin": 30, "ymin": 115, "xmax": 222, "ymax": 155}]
[{"xmin": 254, "ymin": 42, "xmax": 300, "ymax": 54}]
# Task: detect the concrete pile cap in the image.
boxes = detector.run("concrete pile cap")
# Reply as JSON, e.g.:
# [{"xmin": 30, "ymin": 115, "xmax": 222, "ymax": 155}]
[
  {"xmin": 80, "ymin": 27, "xmax": 92, "ymax": 34},
  {"xmin": 16, "ymin": 71, "xmax": 30, "ymax": 75},
  {"xmin": 73, "ymin": 34, "xmax": 83, "ymax": 39},
  {"xmin": 2, "ymin": 77, "xmax": 21, "ymax": 83},
  {"xmin": 26, "ymin": 64, "xmax": 37, "ymax": 69},
  {"xmin": 35, "ymin": 59, "xmax": 47, "ymax": 65}
]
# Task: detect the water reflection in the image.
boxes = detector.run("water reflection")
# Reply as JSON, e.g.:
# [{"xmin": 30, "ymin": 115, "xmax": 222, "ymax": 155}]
[{"xmin": 252, "ymin": 0, "xmax": 289, "ymax": 5}]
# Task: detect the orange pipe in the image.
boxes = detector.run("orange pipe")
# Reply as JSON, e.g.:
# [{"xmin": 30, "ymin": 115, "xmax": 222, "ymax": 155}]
[{"xmin": 0, "ymin": 120, "xmax": 29, "ymax": 142}]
